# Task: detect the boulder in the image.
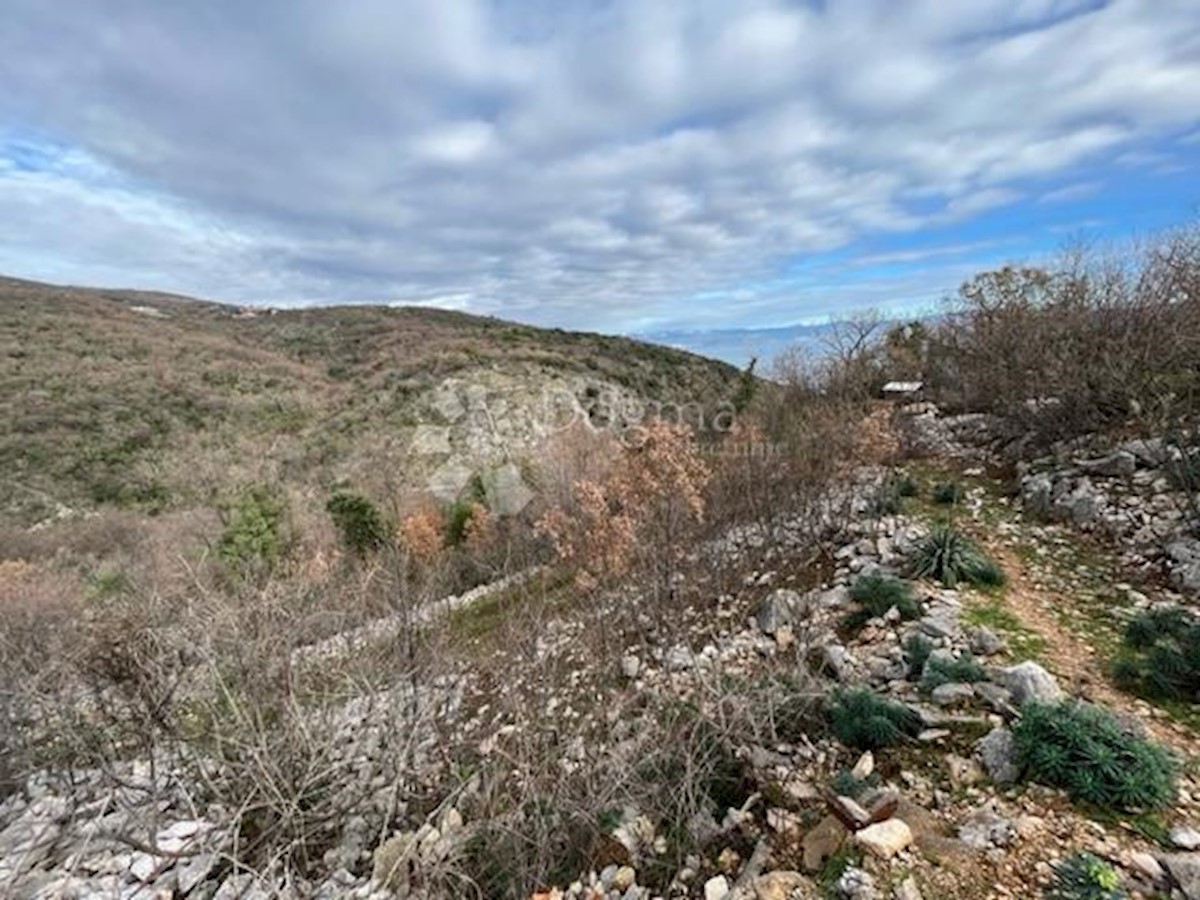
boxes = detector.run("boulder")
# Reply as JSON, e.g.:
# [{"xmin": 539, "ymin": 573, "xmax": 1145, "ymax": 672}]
[
  {"xmin": 1160, "ymin": 853, "xmax": 1200, "ymax": 900},
  {"xmin": 973, "ymin": 682, "xmax": 1015, "ymax": 714},
  {"xmin": 997, "ymin": 661, "xmax": 1063, "ymax": 706},
  {"xmin": 756, "ymin": 589, "xmax": 804, "ymax": 635},
  {"xmin": 1119, "ymin": 438, "xmax": 1169, "ymax": 467},
  {"xmin": 977, "ymin": 728, "xmax": 1020, "ymax": 784},
  {"xmin": 822, "ymin": 644, "xmax": 851, "ymax": 681},
  {"xmin": 946, "ymin": 754, "xmax": 985, "ymax": 788},
  {"xmin": 968, "ymin": 627, "xmax": 1006, "ymax": 656},
  {"xmin": 814, "ymin": 586, "xmax": 851, "ymax": 609},
  {"xmin": 854, "ymin": 819, "xmax": 914, "ymax": 860},
  {"xmin": 1127, "ymin": 850, "xmax": 1164, "ymax": 882},
  {"xmin": 1062, "ymin": 479, "xmax": 1103, "ymax": 526},
  {"xmin": 752, "ymin": 871, "xmax": 813, "ymax": 900},
  {"xmin": 958, "ymin": 807, "xmax": 1016, "ymax": 850},
  {"xmin": 1174, "ymin": 562, "xmax": 1200, "ymax": 595},
  {"xmin": 620, "ymin": 654, "xmax": 640, "ymax": 680},
  {"xmin": 835, "ymin": 867, "xmax": 879, "ymax": 900},
  {"xmin": 1167, "ymin": 540, "xmax": 1200, "ymax": 566},
  {"xmin": 612, "ymin": 865, "xmax": 636, "ymax": 890},
  {"xmin": 802, "ymin": 816, "xmax": 847, "ymax": 872},
  {"xmin": 178, "ymin": 854, "xmax": 217, "ymax": 895},
  {"xmin": 829, "ymin": 796, "xmax": 872, "ymax": 830},
  {"xmin": 1172, "ymin": 826, "xmax": 1200, "ymax": 851},
  {"xmin": 0, "ymin": 800, "xmax": 66, "ymax": 883},
  {"xmin": 931, "ymin": 683, "xmax": 975, "ymax": 708},
  {"xmin": 917, "ymin": 610, "xmax": 962, "ymax": 641},
  {"xmin": 1076, "ymin": 450, "xmax": 1137, "ymax": 478},
  {"xmin": 704, "ymin": 874, "xmax": 731, "ymax": 900},
  {"xmin": 850, "ymin": 751, "xmax": 875, "ymax": 780},
  {"xmin": 664, "ymin": 645, "xmax": 694, "ymax": 671},
  {"xmin": 1167, "ymin": 541, "xmax": 1200, "ymax": 594},
  {"xmin": 1022, "ymin": 474, "xmax": 1054, "ymax": 518},
  {"xmin": 214, "ymin": 874, "xmax": 273, "ymax": 900},
  {"xmin": 481, "ymin": 462, "xmax": 535, "ymax": 516}
]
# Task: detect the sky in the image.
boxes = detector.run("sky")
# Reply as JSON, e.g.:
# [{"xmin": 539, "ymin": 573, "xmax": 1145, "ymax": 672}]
[{"xmin": 1, "ymin": 0, "xmax": 1198, "ymax": 365}]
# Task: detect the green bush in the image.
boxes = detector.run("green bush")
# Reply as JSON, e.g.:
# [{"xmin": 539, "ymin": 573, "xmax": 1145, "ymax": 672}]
[
  {"xmin": 85, "ymin": 568, "xmax": 131, "ymax": 600},
  {"xmin": 843, "ymin": 574, "xmax": 919, "ymax": 631},
  {"xmin": 830, "ymin": 768, "xmax": 877, "ymax": 799},
  {"xmin": 1044, "ymin": 851, "xmax": 1127, "ymax": 900},
  {"xmin": 903, "ymin": 633, "xmax": 934, "ymax": 680},
  {"xmin": 218, "ymin": 486, "xmax": 288, "ymax": 574},
  {"xmin": 828, "ymin": 689, "xmax": 922, "ymax": 751},
  {"xmin": 920, "ymin": 653, "xmax": 988, "ymax": 692},
  {"xmin": 1012, "ymin": 700, "xmax": 1176, "ymax": 810},
  {"xmin": 445, "ymin": 497, "xmax": 481, "ymax": 547},
  {"xmin": 868, "ymin": 475, "xmax": 916, "ymax": 516},
  {"xmin": 1113, "ymin": 606, "xmax": 1200, "ymax": 701},
  {"xmin": 732, "ymin": 357, "xmax": 758, "ymax": 413},
  {"xmin": 932, "ymin": 481, "xmax": 965, "ymax": 505},
  {"xmin": 909, "ymin": 524, "xmax": 1005, "ymax": 588},
  {"xmin": 444, "ymin": 475, "xmax": 489, "ymax": 547},
  {"xmin": 326, "ymin": 491, "xmax": 391, "ymax": 557}
]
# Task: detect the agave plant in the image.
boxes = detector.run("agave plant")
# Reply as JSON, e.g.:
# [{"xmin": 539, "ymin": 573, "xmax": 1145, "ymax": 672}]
[
  {"xmin": 909, "ymin": 524, "xmax": 1005, "ymax": 588},
  {"xmin": 903, "ymin": 633, "xmax": 934, "ymax": 680}
]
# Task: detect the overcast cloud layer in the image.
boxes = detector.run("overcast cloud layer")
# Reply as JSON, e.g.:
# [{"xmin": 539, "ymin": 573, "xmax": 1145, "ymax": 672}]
[{"xmin": 2, "ymin": 1, "xmax": 1199, "ymax": 352}]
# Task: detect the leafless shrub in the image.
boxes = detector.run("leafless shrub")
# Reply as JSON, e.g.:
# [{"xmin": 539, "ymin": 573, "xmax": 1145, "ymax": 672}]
[
  {"xmin": 452, "ymin": 662, "xmax": 823, "ymax": 898},
  {"xmin": 705, "ymin": 346, "xmax": 876, "ymax": 566},
  {"xmin": 0, "ymin": 561, "xmax": 89, "ymax": 792},
  {"xmin": 924, "ymin": 224, "xmax": 1200, "ymax": 447},
  {"xmin": 820, "ymin": 310, "xmax": 891, "ymax": 403},
  {"xmin": 0, "ymin": 493, "xmax": 467, "ymax": 883}
]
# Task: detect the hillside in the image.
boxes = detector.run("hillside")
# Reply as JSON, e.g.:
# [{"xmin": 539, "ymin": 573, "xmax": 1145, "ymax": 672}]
[
  {"xmin": 0, "ymin": 275, "xmax": 741, "ymax": 525},
  {"xmin": 3, "ymin": 235, "xmax": 1200, "ymax": 900}
]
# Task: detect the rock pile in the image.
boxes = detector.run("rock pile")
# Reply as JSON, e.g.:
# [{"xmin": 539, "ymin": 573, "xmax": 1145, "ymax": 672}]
[{"xmin": 1017, "ymin": 436, "xmax": 1199, "ymax": 595}]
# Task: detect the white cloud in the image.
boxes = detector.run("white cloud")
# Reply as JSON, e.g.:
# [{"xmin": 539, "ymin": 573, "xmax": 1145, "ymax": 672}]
[
  {"xmin": 850, "ymin": 240, "xmax": 1008, "ymax": 268},
  {"xmin": 1037, "ymin": 181, "xmax": 1102, "ymax": 204},
  {"xmin": 412, "ymin": 120, "xmax": 500, "ymax": 165},
  {"xmin": 0, "ymin": 0, "xmax": 1197, "ymax": 331}
]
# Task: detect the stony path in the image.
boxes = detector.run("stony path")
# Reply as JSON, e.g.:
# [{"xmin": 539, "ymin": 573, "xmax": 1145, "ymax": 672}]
[
  {"xmin": 902, "ymin": 449, "xmax": 1200, "ymax": 756},
  {"xmin": 981, "ymin": 537, "xmax": 1200, "ymax": 759}
]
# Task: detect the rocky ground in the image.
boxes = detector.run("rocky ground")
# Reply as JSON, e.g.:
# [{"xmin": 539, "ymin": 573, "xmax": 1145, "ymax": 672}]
[{"xmin": 3, "ymin": 406, "xmax": 1200, "ymax": 899}]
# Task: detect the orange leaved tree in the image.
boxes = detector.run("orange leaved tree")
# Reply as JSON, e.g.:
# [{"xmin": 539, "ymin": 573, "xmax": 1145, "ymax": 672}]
[{"xmin": 536, "ymin": 419, "xmax": 711, "ymax": 598}]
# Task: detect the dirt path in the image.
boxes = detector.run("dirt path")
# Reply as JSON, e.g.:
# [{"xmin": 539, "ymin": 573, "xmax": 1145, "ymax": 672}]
[{"xmin": 978, "ymin": 532, "xmax": 1200, "ymax": 760}]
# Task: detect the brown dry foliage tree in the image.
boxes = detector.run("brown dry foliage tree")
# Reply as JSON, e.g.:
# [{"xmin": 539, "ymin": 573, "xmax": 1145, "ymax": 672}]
[{"xmin": 536, "ymin": 419, "xmax": 711, "ymax": 594}]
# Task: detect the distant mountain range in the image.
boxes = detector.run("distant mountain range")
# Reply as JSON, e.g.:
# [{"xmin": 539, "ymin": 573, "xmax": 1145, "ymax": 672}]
[{"xmin": 640, "ymin": 321, "xmax": 862, "ymax": 370}]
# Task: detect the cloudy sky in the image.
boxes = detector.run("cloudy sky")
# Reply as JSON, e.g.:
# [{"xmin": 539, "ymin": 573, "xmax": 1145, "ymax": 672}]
[{"xmin": 2, "ymin": 0, "xmax": 1198, "ymax": 362}]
